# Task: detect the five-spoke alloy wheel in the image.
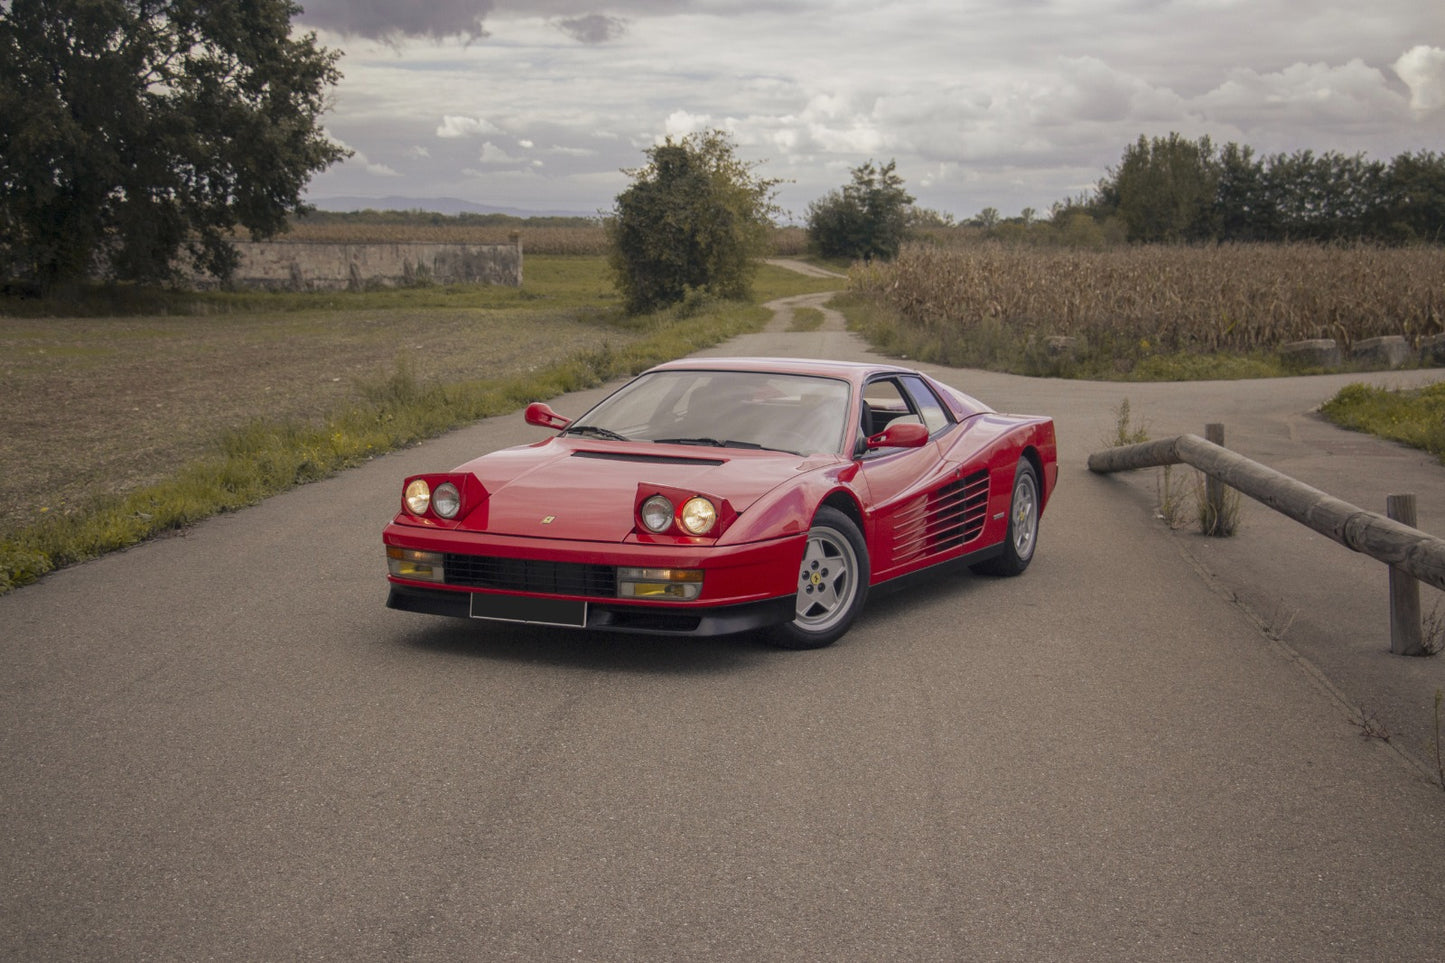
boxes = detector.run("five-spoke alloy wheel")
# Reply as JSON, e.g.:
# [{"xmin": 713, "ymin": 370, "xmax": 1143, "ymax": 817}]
[
  {"xmin": 771, "ymin": 506, "xmax": 869, "ymax": 649},
  {"xmin": 973, "ymin": 459, "xmax": 1040, "ymax": 577}
]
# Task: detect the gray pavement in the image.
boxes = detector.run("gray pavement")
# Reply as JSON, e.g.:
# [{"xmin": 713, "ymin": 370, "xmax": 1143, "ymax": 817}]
[{"xmin": 3, "ymin": 292, "xmax": 1444, "ymax": 960}]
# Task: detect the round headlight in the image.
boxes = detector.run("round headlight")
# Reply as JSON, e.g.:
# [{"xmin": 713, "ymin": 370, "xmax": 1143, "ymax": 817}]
[
  {"xmin": 640, "ymin": 494, "xmax": 674, "ymax": 533},
  {"xmin": 432, "ymin": 482, "xmax": 461, "ymax": 519},
  {"xmin": 404, "ymin": 479, "xmax": 431, "ymax": 515},
  {"xmin": 680, "ymin": 497, "xmax": 718, "ymax": 535}
]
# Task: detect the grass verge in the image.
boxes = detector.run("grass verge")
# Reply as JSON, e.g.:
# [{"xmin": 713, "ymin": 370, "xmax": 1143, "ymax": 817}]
[{"xmin": 1318, "ymin": 381, "xmax": 1445, "ymax": 464}]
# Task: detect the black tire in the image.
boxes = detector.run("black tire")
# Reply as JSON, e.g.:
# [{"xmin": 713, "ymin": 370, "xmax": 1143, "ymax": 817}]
[
  {"xmin": 769, "ymin": 506, "xmax": 869, "ymax": 649},
  {"xmin": 972, "ymin": 459, "xmax": 1040, "ymax": 577}
]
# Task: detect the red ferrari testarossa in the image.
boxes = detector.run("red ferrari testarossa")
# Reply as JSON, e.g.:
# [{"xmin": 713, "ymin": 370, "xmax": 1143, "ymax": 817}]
[{"xmin": 384, "ymin": 357, "xmax": 1057, "ymax": 648}]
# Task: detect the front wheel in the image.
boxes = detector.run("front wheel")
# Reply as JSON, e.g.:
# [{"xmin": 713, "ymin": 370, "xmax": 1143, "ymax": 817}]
[
  {"xmin": 769, "ymin": 506, "xmax": 869, "ymax": 649},
  {"xmin": 972, "ymin": 459, "xmax": 1040, "ymax": 577}
]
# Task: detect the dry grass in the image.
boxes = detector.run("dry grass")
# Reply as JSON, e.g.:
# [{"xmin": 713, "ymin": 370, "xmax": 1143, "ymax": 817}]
[{"xmin": 851, "ymin": 242, "xmax": 1445, "ymax": 360}]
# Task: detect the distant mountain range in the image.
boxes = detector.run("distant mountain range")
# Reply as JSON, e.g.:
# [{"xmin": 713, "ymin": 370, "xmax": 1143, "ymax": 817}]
[{"xmin": 305, "ymin": 195, "xmax": 599, "ymax": 218}]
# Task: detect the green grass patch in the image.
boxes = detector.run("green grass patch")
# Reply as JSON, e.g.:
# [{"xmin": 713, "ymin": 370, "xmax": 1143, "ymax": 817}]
[
  {"xmin": 788, "ymin": 307, "xmax": 826, "ymax": 332},
  {"xmin": 1318, "ymin": 381, "xmax": 1445, "ymax": 463}
]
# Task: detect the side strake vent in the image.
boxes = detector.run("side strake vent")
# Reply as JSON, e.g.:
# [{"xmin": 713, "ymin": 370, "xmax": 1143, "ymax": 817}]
[
  {"xmin": 892, "ymin": 469, "xmax": 991, "ymax": 562},
  {"xmin": 571, "ymin": 451, "xmax": 725, "ymax": 467}
]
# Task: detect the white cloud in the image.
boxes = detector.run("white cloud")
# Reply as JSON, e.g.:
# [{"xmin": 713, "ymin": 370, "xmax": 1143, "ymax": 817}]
[
  {"xmin": 436, "ymin": 115, "xmax": 502, "ymax": 139},
  {"xmin": 478, "ymin": 142, "xmax": 522, "ymax": 164},
  {"xmin": 305, "ymin": 0, "xmax": 1445, "ymax": 218},
  {"xmin": 332, "ymin": 140, "xmax": 401, "ymax": 177},
  {"xmin": 661, "ymin": 110, "xmax": 712, "ymax": 140},
  {"xmin": 1394, "ymin": 45, "xmax": 1445, "ymax": 113}
]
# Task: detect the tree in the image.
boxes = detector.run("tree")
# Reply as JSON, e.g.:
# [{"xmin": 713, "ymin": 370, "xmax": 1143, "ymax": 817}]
[
  {"xmin": 605, "ymin": 130, "xmax": 780, "ymax": 315},
  {"xmin": 1380, "ymin": 151, "xmax": 1445, "ymax": 243},
  {"xmin": 805, "ymin": 159, "xmax": 914, "ymax": 261},
  {"xmin": 0, "ymin": 0, "xmax": 347, "ymax": 291},
  {"xmin": 1257, "ymin": 150, "xmax": 1385, "ymax": 242},
  {"xmin": 1100, "ymin": 133, "xmax": 1219, "ymax": 243},
  {"xmin": 1212, "ymin": 142, "xmax": 1272, "ymax": 241}
]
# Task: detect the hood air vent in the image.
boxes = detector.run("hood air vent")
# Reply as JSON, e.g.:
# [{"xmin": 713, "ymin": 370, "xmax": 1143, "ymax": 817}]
[{"xmin": 571, "ymin": 450, "xmax": 726, "ymax": 467}]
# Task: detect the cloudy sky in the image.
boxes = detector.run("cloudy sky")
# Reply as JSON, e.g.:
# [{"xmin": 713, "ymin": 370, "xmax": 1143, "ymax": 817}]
[{"xmin": 294, "ymin": 0, "xmax": 1445, "ymax": 222}]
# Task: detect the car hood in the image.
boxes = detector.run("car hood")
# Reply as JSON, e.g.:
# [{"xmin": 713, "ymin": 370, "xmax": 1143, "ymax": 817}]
[{"xmin": 456, "ymin": 439, "xmax": 818, "ymax": 541}]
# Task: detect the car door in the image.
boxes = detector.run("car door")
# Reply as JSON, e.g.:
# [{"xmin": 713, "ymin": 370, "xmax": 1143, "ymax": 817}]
[{"xmin": 854, "ymin": 375, "xmax": 985, "ymax": 580}]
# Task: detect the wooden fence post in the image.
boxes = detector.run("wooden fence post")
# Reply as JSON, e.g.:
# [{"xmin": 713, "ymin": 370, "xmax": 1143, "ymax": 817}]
[
  {"xmin": 1203, "ymin": 423, "xmax": 1227, "ymax": 536},
  {"xmin": 1388, "ymin": 493, "xmax": 1423, "ymax": 656}
]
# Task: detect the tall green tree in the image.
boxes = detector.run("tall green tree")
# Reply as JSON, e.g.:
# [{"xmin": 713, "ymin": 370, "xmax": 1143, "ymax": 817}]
[
  {"xmin": 1213, "ymin": 142, "xmax": 1272, "ymax": 241},
  {"xmin": 806, "ymin": 159, "xmax": 914, "ymax": 261},
  {"xmin": 1102, "ymin": 133, "xmax": 1219, "ymax": 243},
  {"xmin": 605, "ymin": 130, "xmax": 780, "ymax": 315},
  {"xmin": 0, "ymin": 0, "xmax": 347, "ymax": 291},
  {"xmin": 1260, "ymin": 150, "xmax": 1385, "ymax": 241},
  {"xmin": 1378, "ymin": 151, "xmax": 1445, "ymax": 243}
]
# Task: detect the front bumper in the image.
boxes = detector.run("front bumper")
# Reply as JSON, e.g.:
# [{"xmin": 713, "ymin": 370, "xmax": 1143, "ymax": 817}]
[
  {"xmin": 383, "ymin": 522, "xmax": 805, "ymax": 637},
  {"xmin": 386, "ymin": 583, "xmax": 796, "ymax": 636}
]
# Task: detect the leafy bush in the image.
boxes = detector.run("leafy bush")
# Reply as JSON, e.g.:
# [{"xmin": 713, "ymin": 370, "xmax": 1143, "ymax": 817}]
[
  {"xmin": 806, "ymin": 160, "xmax": 914, "ymax": 262},
  {"xmin": 605, "ymin": 130, "xmax": 780, "ymax": 314}
]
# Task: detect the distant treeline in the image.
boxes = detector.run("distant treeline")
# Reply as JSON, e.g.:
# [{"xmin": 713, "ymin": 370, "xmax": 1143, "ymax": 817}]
[
  {"xmin": 1075, "ymin": 134, "xmax": 1444, "ymax": 245},
  {"xmin": 289, "ymin": 133, "xmax": 1445, "ymax": 255},
  {"xmin": 295, "ymin": 208, "xmax": 600, "ymax": 229}
]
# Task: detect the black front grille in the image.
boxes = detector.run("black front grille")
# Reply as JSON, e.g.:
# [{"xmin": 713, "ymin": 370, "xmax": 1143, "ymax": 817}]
[{"xmin": 445, "ymin": 555, "xmax": 616, "ymax": 597}]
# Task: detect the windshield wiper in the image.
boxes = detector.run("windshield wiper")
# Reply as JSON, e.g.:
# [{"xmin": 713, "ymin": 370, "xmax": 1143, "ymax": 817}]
[
  {"xmin": 653, "ymin": 437, "xmax": 798, "ymax": 454},
  {"xmin": 563, "ymin": 425, "xmax": 629, "ymax": 441}
]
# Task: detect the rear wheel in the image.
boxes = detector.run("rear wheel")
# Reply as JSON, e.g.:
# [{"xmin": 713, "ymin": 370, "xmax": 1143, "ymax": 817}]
[
  {"xmin": 973, "ymin": 459, "xmax": 1039, "ymax": 576},
  {"xmin": 769, "ymin": 506, "xmax": 869, "ymax": 649}
]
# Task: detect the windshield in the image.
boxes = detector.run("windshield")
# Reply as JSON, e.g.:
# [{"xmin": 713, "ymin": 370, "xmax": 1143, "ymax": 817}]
[{"xmin": 567, "ymin": 370, "xmax": 852, "ymax": 455}]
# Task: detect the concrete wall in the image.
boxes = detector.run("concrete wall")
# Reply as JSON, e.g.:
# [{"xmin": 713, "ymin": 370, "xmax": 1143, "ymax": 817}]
[{"xmin": 189, "ymin": 237, "xmax": 523, "ymax": 290}]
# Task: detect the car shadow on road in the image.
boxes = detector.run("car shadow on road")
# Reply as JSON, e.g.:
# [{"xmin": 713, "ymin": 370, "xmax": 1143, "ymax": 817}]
[
  {"xmin": 391, "ymin": 559, "xmax": 994, "ymax": 673},
  {"xmin": 396, "ymin": 616, "xmax": 785, "ymax": 675}
]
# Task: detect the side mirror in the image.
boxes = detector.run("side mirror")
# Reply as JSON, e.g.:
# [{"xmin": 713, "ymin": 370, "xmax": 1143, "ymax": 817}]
[
  {"xmin": 525, "ymin": 402, "xmax": 571, "ymax": 430},
  {"xmin": 866, "ymin": 421, "xmax": 930, "ymax": 450}
]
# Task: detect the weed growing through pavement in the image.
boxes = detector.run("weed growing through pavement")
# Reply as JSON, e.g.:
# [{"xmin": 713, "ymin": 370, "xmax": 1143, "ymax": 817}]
[
  {"xmin": 1104, "ymin": 398, "xmax": 1195, "ymax": 529},
  {"xmin": 1262, "ymin": 601, "xmax": 1299, "ymax": 642},
  {"xmin": 1107, "ymin": 398, "xmax": 1150, "ymax": 448},
  {"xmin": 1157, "ymin": 465, "xmax": 1189, "ymax": 528},
  {"xmin": 1193, "ymin": 470, "xmax": 1242, "ymax": 536},
  {"xmin": 1434, "ymin": 690, "xmax": 1445, "ymax": 793},
  {"xmin": 1353, "ymin": 704, "xmax": 1392, "ymax": 742},
  {"xmin": 1422, "ymin": 603, "xmax": 1444, "ymax": 657},
  {"xmin": 1433, "ymin": 685, "xmax": 1445, "ymax": 792}
]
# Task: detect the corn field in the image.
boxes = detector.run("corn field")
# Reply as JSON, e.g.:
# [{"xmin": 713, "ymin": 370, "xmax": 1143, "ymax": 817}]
[{"xmin": 851, "ymin": 242, "xmax": 1445, "ymax": 357}]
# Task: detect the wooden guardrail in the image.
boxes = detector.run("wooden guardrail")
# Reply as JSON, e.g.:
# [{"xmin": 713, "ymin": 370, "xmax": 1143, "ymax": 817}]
[{"xmin": 1088, "ymin": 424, "xmax": 1445, "ymax": 654}]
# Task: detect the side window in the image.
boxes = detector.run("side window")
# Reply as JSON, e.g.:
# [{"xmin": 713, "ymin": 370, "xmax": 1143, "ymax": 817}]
[
  {"xmin": 860, "ymin": 379, "xmax": 913, "ymax": 438},
  {"xmin": 900, "ymin": 376, "xmax": 952, "ymax": 434}
]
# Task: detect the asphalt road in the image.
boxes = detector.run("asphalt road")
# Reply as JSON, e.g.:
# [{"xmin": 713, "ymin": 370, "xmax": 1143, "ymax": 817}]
[{"xmin": 4, "ymin": 295, "xmax": 1444, "ymax": 961}]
